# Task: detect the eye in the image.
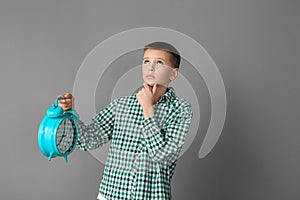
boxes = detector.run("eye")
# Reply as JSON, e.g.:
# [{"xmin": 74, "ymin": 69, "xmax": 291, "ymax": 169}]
[
  {"xmin": 157, "ymin": 60, "xmax": 164, "ymax": 65},
  {"xmin": 143, "ymin": 59, "xmax": 150, "ymax": 65}
]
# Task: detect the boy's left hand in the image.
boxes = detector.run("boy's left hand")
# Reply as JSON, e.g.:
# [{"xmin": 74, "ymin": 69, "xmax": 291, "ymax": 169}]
[{"xmin": 137, "ymin": 83, "xmax": 157, "ymax": 119}]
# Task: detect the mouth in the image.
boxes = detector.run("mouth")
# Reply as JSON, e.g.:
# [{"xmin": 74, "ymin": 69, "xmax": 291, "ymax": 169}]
[{"xmin": 145, "ymin": 75, "xmax": 155, "ymax": 79}]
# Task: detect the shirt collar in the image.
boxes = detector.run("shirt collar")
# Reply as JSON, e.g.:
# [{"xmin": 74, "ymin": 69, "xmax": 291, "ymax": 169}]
[{"xmin": 157, "ymin": 87, "xmax": 176, "ymax": 105}]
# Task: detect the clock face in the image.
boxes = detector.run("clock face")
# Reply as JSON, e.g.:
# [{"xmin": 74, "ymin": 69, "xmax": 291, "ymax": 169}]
[{"xmin": 56, "ymin": 118, "xmax": 77, "ymax": 154}]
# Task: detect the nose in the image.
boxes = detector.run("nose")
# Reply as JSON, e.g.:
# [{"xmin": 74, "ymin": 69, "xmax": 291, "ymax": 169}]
[{"xmin": 147, "ymin": 63, "xmax": 155, "ymax": 71}]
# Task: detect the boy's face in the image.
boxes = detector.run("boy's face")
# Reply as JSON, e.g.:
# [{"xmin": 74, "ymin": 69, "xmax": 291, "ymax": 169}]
[{"xmin": 142, "ymin": 49, "xmax": 178, "ymax": 87}]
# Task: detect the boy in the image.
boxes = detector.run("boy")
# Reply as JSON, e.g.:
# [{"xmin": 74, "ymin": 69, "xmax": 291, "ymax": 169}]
[{"xmin": 58, "ymin": 42, "xmax": 193, "ymax": 200}]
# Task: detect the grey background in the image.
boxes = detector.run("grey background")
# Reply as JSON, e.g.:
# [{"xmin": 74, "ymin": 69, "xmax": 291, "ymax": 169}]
[{"xmin": 1, "ymin": 0, "xmax": 299, "ymax": 200}]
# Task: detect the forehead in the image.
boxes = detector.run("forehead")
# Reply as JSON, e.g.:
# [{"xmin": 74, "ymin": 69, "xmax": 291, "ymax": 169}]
[{"xmin": 143, "ymin": 48, "xmax": 171, "ymax": 60}]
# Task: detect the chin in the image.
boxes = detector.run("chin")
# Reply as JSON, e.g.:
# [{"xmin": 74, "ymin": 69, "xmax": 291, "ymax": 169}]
[
  {"xmin": 145, "ymin": 81, "xmax": 156, "ymax": 86},
  {"xmin": 147, "ymin": 82, "xmax": 156, "ymax": 86}
]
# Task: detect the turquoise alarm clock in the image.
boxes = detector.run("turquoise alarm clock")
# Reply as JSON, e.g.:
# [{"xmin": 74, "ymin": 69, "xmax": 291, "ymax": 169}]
[{"xmin": 38, "ymin": 97, "xmax": 79, "ymax": 163}]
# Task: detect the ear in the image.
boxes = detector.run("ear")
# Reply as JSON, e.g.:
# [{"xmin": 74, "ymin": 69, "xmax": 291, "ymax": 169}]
[{"xmin": 170, "ymin": 68, "xmax": 179, "ymax": 81}]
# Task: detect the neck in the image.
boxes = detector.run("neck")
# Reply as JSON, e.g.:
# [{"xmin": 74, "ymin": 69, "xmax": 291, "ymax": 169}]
[{"xmin": 152, "ymin": 85, "xmax": 168, "ymax": 104}]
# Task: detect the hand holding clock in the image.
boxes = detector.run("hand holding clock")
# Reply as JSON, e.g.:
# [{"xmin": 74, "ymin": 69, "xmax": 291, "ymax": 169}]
[{"xmin": 58, "ymin": 93, "xmax": 73, "ymax": 111}]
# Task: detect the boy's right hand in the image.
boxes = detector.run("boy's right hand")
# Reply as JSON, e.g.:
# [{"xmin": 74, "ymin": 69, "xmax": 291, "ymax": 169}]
[{"xmin": 57, "ymin": 93, "xmax": 73, "ymax": 111}]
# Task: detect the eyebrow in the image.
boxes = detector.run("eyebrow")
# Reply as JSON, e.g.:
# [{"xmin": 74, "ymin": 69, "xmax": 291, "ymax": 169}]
[{"xmin": 143, "ymin": 57, "xmax": 167, "ymax": 62}]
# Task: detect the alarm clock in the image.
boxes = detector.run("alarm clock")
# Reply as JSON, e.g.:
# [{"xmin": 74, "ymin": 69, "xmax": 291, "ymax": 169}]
[{"xmin": 38, "ymin": 97, "xmax": 79, "ymax": 163}]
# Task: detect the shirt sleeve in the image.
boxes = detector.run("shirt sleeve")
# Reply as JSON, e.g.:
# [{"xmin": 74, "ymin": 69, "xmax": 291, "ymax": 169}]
[
  {"xmin": 141, "ymin": 103, "xmax": 193, "ymax": 164},
  {"xmin": 76, "ymin": 99, "xmax": 117, "ymax": 151}
]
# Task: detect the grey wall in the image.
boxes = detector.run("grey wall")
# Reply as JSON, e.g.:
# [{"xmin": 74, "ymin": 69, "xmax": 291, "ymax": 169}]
[{"xmin": 1, "ymin": 0, "xmax": 299, "ymax": 199}]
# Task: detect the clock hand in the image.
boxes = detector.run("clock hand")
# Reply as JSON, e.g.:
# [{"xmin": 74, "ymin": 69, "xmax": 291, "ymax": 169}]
[
  {"xmin": 57, "ymin": 134, "xmax": 66, "ymax": 146},
  {"xmin": 57, "ymin": 120, "xmax": 67, "ymax": 146}
]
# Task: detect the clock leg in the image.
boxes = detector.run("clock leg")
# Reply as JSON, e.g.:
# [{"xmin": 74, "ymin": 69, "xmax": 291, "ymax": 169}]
[
  {"xmin": 48, "ymin": 152, "xmax": 54, "ymax": 161},
  {"xmin": 64, "ymin": 155, "xmax": 68, "ymax": 163}
]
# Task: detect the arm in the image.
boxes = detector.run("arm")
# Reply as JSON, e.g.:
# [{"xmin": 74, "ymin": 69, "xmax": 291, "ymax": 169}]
[
  {"xmin": 76, "ymin": 99, "xmax": 117, "ymax": 151},
  {"xmin": 141, "ymin": 104, "xmax": 192, "ymax": 164}
]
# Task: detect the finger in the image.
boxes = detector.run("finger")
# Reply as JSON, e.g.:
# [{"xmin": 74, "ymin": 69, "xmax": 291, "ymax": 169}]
[
  {"xmin": 64, "ymin": 93, "xmax": 72, "ymax": 99},
  {"xmin": 59, "ymin": 93, "xmax": 73, "ymax": 103},
  {"xmin": 63, "ymin": 98, "xmax": 72, "ymax": 103},
  {"xmin": 57, "ymin": 94, "xmax": 64, "ymax": 99},
  {"xmin": 57, "ymin": 95, "xmax": 65, "ymax": 104},
  {"xmin": 143, "ymin": 82, "xmax": 148, "ymax": 89},
  {"xmin": 143, "ymin": 83, "xmax": 151, "ymax": 92},
  {"xmin": 152, "ymin": 83, "xmax": 157, "ymax": 95}
]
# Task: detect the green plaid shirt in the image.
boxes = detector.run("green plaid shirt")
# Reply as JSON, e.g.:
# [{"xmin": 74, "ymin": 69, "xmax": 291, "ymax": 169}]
[{"xmin": 77, "ymin": 87, "xmax": 192, "ymax": 200}]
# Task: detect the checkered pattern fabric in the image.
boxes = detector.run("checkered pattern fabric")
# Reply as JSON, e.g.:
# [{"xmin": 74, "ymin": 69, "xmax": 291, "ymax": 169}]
[{"xmin": 77, "ymin": 87, "xmax": 192, "ymax": 200}]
